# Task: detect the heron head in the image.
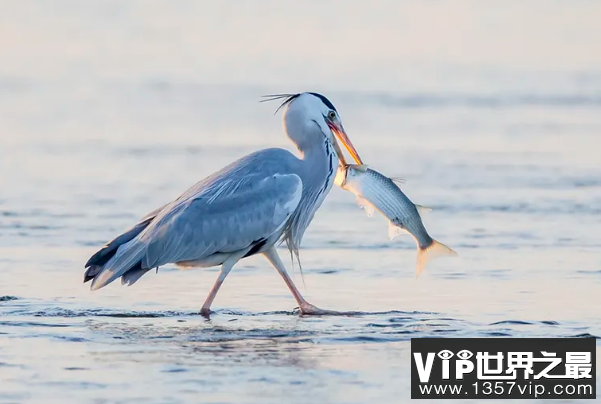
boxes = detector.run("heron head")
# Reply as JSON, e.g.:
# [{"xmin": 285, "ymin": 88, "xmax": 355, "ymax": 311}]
[{"xmin": 264, "ymin": 92, "xmax": 363, "ymax": 165}]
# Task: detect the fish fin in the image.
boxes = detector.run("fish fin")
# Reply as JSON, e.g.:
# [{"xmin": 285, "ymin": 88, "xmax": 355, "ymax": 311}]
[
  {"xmin": 415, "ymin": 204, "xmax": 433, "ymax": 215},
  {"xmin": 388, "ymin": 222, "xmax": 405, "ymax": 240},
  {"xmin": 390, "ymin": 177, "xmax": 405, "ymax": 185},
  {"xmin": 415, "ymin": 240, "xmax": 458, "ymax": 278},
  {"xmin": 354, "ymin": 164, "xmax": 369, "ymax": 172},
  {"xmin": 356, "ymin": 196, "xmax": 375, "ymax": 217}
]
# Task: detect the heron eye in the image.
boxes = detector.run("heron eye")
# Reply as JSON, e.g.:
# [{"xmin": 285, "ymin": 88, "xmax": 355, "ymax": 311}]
[{"xmin": 328, "ymin": 111, "xmax": 336, "ymax": 120}]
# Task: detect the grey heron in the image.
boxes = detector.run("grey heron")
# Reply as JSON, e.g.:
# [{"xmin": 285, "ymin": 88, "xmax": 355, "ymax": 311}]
[{"xmin": 84, "ymin": 92, "xmax": 363, "ymax": 316}]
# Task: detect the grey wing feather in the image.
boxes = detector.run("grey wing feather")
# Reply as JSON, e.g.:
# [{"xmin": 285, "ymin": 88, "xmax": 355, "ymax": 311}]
[
  {"xmin": 90, "ymin": 164, "xmax": 302, "ymax": 290},
  {"xmin": 121, "ymin": 264, "xmax": 152, "ymax": 286},
  {"xmin": 84, "ymin": 203, "xmax": 167, "ymax": 272},
  {"xmin": 141, "ymin": 173, "xmax": 303, "ymax": 268},
  {"xmin": 140, "ymin": 203, "xmax": 168, "ymax": 221}
]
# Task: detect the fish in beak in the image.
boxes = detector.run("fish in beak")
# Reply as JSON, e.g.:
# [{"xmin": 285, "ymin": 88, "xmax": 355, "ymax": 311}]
[{"xmin": 328, "ymin": 121, "xmax": 364, "ymax": 168}]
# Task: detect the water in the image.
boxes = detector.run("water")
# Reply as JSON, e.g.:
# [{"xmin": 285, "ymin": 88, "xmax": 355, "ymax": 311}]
[{"xmin": 1, "ymin": 1, "xmax": 601, "ymax": 403}]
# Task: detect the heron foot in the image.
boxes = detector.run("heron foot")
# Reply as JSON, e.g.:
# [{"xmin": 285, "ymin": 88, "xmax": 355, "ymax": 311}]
[
  {"xmin": 199, "ymin": 307, "xmax": 212, "ymax": 318},
  {"xmin": 298, "ymin": 302, "xmax": 340, "ymax": 316}
]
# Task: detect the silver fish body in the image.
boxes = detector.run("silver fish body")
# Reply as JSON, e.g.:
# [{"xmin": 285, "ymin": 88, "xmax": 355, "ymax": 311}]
[{"xmin": 335, "ymin": 164, "xmax": 456, "ymax": 276}]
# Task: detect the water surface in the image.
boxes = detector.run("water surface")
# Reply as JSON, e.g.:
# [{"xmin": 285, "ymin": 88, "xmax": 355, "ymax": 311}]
[{"xmin": 1, "ymin": 1, "xmax": 601, "ymax": 403}]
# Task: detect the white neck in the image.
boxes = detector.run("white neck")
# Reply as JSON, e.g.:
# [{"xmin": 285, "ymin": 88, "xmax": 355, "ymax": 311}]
[{"xmin": 284, "ymin": 135, "xmax": 338, "ymax": 261}]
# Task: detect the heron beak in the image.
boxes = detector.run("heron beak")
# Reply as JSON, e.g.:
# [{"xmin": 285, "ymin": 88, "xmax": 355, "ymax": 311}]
[{"xmin": 328, "ymin": 122, "xmax": 364, "ymax": 165}]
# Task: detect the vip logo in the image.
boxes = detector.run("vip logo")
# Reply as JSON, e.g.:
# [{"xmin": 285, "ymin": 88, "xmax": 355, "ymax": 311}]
[
  {"xmin": 414, "ymin": 349, "xmax": 592, "ymax": 383},
  {"xmin": 414, "ymin": 349, "xmax": 475, "ymax": 382},
  {"xmin": 411, "ymin": 338, "xmax": 596, "ymax": 399}
]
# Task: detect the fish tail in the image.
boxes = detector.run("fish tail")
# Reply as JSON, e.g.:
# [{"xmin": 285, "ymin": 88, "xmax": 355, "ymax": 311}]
[{"xmin": 416, "ymin": 239, "xmax": 457, "ymax": 278}]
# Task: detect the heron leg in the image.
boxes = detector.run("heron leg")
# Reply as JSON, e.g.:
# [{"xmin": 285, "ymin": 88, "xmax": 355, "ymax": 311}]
[
  {"xmin": 263, "ymin": 247, "xmax": 339, "ymax": 315},
  {"xmin": 200, "ymin": 248, "xmax": 249, "ymax": 317}
]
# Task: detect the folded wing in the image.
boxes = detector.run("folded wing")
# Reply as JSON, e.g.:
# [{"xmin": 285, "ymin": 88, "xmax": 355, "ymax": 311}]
[{"xmin": 89, "ymin": 172, "xmax": 302, "ymax": 290}]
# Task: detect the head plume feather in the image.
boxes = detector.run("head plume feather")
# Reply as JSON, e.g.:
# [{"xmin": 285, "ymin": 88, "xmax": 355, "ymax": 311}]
[{"xmin": 260, "ymin": 93, "xmax": 301, "ymax": 115}]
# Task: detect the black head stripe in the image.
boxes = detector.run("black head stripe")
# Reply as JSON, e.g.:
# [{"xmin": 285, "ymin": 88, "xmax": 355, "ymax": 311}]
[{"xmin": 308, "ymin": 92, "xmax": 337, "ymax": 112}]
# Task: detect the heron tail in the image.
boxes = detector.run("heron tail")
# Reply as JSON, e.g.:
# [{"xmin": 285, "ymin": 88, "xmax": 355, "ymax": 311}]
[
  {"xmin": 84, "ymin": 265, "xmax": 103, "ymax": 283},
  {"xmin": 120, "ymin": 264, "xmax": 153, "ymax": 286},
  {"xmin": 90, "ymin": 239, "xmax": 147, "ymax": 291},
  {"xmin": 415, "ymin": 239, "xmax": 457, "ymax": 278}
]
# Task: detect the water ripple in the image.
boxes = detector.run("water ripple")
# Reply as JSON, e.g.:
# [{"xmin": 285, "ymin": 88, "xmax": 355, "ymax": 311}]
[{"xmin": 489, "ymin": 320, "xmax": 533, "ymax": 326}]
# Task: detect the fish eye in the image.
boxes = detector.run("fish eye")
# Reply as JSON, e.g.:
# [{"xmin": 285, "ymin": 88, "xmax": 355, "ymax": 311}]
[
  {"xmin": 437, "ymin": 350, "xmax": 454, "ymax": 360},
  {"xmin": 328, "ymin": 111, "xmax": 336, "ymax": 120},
  {"xmin": 457, "ymin": 350, "xmax": 473, "ymax": 360}
]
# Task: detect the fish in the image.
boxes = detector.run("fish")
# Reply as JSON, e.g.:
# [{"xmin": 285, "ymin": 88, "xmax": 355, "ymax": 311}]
[{"xmin": 335, "ymin": 164, "xmax": 457, "ymax": 277}]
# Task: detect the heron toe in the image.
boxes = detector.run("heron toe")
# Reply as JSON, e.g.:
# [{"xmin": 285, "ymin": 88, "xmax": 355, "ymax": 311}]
[{"xmin": 298, "ymin": 302, "xmax": 341, "ymax": 315}]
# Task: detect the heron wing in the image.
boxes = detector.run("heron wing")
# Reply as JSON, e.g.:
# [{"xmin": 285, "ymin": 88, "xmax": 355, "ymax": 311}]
[
  {"xmin": 142, "ymin": 172, "xmax": 302, "ymax": 266},
  {"xmin": 152, "ymin": 173, "xmax": 300, "ymax": 265},
  {"xmin": 88, "ymin": 148, "xmax": 305, "ymax": 290}
]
